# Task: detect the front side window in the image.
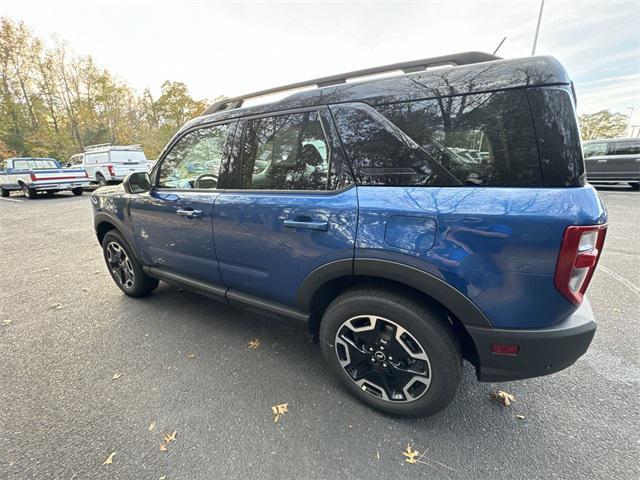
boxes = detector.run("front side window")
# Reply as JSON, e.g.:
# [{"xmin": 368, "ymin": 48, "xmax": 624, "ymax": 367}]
[
  {"xmin": 241, "ymin": 111, "xmax": 330, "ymax": 190},
  {"xmin": 583, "ymin": 143, "xmax": 608, "ymax": 158},
  {"xmin": 612, "ymin": 141, "xmax": 640, "ymax": 155},
  {"xmin": 158, "ymin": 123, "xmax": 230, "ymax": 189}
]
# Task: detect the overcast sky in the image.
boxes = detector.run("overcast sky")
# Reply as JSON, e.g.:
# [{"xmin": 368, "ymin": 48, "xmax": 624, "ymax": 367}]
[{"xmin": 2, "ymin": 0, "xmax": 639, "ymax": 124}]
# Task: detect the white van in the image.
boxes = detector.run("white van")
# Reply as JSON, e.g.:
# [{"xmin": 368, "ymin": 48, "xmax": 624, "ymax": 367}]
[{"xmin": 68, "ymin": 144, "xmax": 150, "ymax": 186}]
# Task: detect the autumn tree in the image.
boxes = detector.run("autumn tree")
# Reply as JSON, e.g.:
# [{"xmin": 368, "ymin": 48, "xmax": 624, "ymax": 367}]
[
  {"xmin": 0, "ymin": 17, "xmax": 210, "ymax": 161},
  {"xmin": 578, "ymin": 110, "xmax": 628, "ymax": 141}
]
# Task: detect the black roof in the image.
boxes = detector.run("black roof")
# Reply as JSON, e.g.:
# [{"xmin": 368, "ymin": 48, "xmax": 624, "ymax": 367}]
[{"xmin": 182, "ymin": 53, "xmax": 570, "ymax": 133}]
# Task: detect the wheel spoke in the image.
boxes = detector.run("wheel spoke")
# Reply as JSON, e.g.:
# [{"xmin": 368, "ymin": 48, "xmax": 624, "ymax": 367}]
[
  {"xmin": 106, "ymin": 242, "xmax": 135, "ymax": 289},
  {"xmin": 334, "ymin": 314, "xmax": 432, "ymax": 404}
]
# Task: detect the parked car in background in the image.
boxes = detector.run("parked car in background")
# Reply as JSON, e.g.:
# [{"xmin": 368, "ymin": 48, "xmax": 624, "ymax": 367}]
[
  {"xmin": 0, "ymin": 157, "xmax": 91, "ymax": 199},
  {"xmin": 91, "ymin": 52, "xmax": 607, "ymax": 417},
  {"xmin": 68, "ymin": 144, "xmax": 150, "ymax": 187},
  {"xmin": 583, "ymin": 138, "xmax": 640, "ymax": 189}
]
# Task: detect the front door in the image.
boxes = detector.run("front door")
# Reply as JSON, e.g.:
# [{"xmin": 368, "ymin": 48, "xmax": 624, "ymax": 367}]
[
  {"xmin": 128, "ymin": 122, "xmax": 236, "ymax": 285},
  {"xmin": 213, "ymin": 109, "xmax": 357, "ymax": 309},
  {"xmin": 583, "ymin": 141, "xmax": 609, "ymax": 181}
]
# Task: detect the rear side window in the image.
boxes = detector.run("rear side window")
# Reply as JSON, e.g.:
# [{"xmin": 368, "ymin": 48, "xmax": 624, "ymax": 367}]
[
  {"xmin": 333, "ymin": 90, "xmax": 542, "ymax": 187},
  {"xmin": 85, "ymin": 153, "xmax": 108, "ymax": 165},
  {"xmin": 612, "ymin": 141, "xmax": 640, "ymax": 155},
  {"xmin": 240, "ymin": 111, "xmax": 330, "ymax": 190}
]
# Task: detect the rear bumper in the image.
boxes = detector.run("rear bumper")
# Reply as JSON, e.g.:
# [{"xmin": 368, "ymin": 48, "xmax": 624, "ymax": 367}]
[
  {"xmin": 466, "ymin": 298, "xmax": 596, "ymax": 382},
  {"xmin": 33, "ymin": 180, "xmax": 91, "ymax": 191}
]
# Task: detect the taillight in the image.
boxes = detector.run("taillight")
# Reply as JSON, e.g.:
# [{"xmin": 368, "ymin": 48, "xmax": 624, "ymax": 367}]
[
  {"xmin": 30, "ymin": 173, "xmax": 37, "ymax": 181},
  {"xmin": 554, "ymin": 224, "xmax": 607, "ymax": 305},
  {"xmin": 107, "ymin": 164, "xmax": 115, "ymax": 176}
]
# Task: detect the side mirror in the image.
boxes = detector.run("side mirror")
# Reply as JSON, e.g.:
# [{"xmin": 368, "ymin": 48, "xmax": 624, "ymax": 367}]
[{"xmin": 123, "ymin": 171, "xmax": 151, "ymax": 194}]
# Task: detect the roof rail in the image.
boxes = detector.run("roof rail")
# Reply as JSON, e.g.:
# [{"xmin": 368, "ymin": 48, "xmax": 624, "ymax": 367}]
[
  {"xmin": 84, "ymin": 143, "xmax": 143, "ymax": 152},
  {"xmin": 203, "ymin": 51, "xmax": 500, "ymax": 115},
  {"xmin": 84, "ymin": 143, "xmax": 112, "ymax": 152}
]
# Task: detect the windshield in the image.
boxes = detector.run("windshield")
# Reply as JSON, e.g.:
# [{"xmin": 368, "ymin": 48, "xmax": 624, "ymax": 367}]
[{"xmin": 110, "ymin": 150, "xmax": 147, "ymax": 163}]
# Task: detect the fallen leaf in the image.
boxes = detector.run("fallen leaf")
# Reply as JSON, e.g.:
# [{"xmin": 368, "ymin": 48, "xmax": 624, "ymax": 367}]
[
  {"xmin": 490, "ymin": 389, "xmax": 516, "ymax": 407},
  {"xmin": 38, "ymin": 267, "xmax": 51, "ymax": 272},
  {"xmin": 2, "ymin": 319, "xmax": 11, "ymax": 326},
  {"xmin": 82, "ymin": 287, "xmax": 90, "ymax": 292},
  {"xmin": 149, "ymin": 421, "xmax": 156, "ymax": 431},
  {"xmin": 102, "ymin": 451, "xmax": 116, "ymax": 465},
  {"xmin": 50, "ymin": 303, "xmax": 62, "ymax": 310},
  {"xmin": 112, "ymin": 373, "xmax": 123, "ymax": 380},
  {"xmin": 163, "ymin": 431, "xmax": 177, "ymax": 443},
  {"xmin": 159, "ymin": 477, "xmax": 166, "ymax": 480},
  {"xmin": 612, "ymin": 308, "xmax": 624, "ymax": 313},
  {"xmin": 516, "ymin": 414, "xmax": 525, "ymax": 420},
  {"xmin": 376, "ymin": 450, "xmax": 380, "ymax": 459},
  {"xmin": 248, "ymin": 339, "xmax": 261, "ymax": 349},
  {"xmin": 272, "ymin": 403, "xmax": 288, "ymax": 422},
  {"xmin": 401, "ymin": 443, "xmax": 457, "ymax": 475},
  {"xmin": 159, "ymin": 442, "xmax": 167, "ymax": 452},
  {"xmin": 402, "ymin": 444, "xmax": 421, "ymax": 464},
  {"xmin": 187, "ymin": 352, "xmax": 196, "ymax": 359}
]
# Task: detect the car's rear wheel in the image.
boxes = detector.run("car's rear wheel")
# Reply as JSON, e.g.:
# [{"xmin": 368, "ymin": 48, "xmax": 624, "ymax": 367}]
[
  {"xmin": 320, "ymin": 287, "xmax": 462, "ymax": 417},
  {"xmin": 0, "ymin": 188, "xmax": 8, "ymax": 197},
  {"xmin": 101, "ymin": 230, "xmax": 158, "ymax": 297},
  {"xmin": 21, "ymin": 184, "xmax": 36, "ymax": 199},
  {"xmin": 71, "ymin": 187, "xmax": 84, "ymax": 196},
  {"xmin": 629, "ymin": 182, "xmax": 640, "ymax": 190},
  {"xmin": 96, "ymin": 174, "xmax": 107, "ymax": 187}
]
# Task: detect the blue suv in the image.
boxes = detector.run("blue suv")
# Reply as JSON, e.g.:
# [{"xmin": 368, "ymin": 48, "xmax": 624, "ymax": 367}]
[{"xmin": 91, "ymin": 52, "xmax": 607, "ymax": 417}]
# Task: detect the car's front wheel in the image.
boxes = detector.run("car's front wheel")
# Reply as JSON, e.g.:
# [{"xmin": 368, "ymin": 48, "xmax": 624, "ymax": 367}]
[
  {"xmin": 101, "ymin": 230, "xmax": 159, "ymax": 297},
  {"xmin": 320, "ymin": 287, "xmax": 462, "ymax": 417},
  {"xmin": 71, "ymin": 187, "xmax": 84, "ymax": 196},
  {"xmin": 0, "ymin": 188, "xmax": 8, "ymax": 197}
]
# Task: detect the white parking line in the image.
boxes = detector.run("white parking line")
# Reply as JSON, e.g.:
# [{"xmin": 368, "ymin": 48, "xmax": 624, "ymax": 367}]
[{"xmin": 0, "ymin": 197, "xmax": 24, "ymax": 203}]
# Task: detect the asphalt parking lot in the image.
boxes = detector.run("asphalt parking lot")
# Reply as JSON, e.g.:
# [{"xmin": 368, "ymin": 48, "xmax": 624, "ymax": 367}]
[{"xmin": 0, "ymin": 186, "xmax": 638, "ymax": 479}]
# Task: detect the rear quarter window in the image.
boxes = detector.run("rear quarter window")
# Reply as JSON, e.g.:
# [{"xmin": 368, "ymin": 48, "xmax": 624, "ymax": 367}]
[
  {"xmin": 333, "ymin": 89, "xmax": 542, "ymax": 187},
  {"xmin": 612, "ymin": 141, "xmax": 640, "ymax": 155}
]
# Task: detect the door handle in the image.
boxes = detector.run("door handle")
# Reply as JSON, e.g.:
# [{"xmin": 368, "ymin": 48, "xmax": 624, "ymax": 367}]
[
  {"xmin": 283, "ymin": 219, "xmax": 329, "ymax": 231},
  {"xmin": 176, "ymin": 208, "xmax": 202, "ymax": 218},
  {"xmin": 597, "ymin": 159, "xmax": 607, "ymax": 163}
]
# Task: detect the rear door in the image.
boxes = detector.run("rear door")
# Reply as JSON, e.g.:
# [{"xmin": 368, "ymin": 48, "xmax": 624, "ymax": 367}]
[
  {"xmin": 128, "ymin": 121, "xmax": 236, "ymax": 286},
  {"xmin": 213, "ymin": 108, "xmax": 357, "ymax": 309},
  {"xmin": 608, "ymin": 140, "xmax": 640, "ymax": 181},
  {"xmin": 583, "ymin": 142, "xmax": 609, "ymax": 181}
]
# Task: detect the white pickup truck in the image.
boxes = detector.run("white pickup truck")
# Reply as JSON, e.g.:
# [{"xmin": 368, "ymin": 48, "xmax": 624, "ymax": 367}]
[
  {"xmin": 67, "ymin": 144, "xmax": 151, "ymax": 186},
  {"xmin": 0, "ymin": 157, "xmax": 91, "ymax": 199}
]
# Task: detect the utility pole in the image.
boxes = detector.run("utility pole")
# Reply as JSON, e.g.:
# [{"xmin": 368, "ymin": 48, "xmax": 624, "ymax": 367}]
[
  {"xmin": 531, "ymin": 0, "xmax": 545, "ymax": 56},
  {"xmin": 626, "ymin": 107, "xmax": 634, "ymax": 136}
]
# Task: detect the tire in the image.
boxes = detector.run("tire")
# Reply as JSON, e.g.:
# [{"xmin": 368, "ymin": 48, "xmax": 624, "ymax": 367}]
[
  {"xmin": 71, "ymin": 187, "xmax": 84, "ymax": 196},
  {"xmin": 101, "ymin": 230, "xmax": 159, "ymax": 297},
  {"xmin": 0, "ymin": 188, "xmax": 8, "ymax": 198},
  {"xmin": 21, "ymin": 184, "xmax": 36, "ymax": 199},
  {"xmin": 319, "ymin": 287, "xmax": 462, "ymax": 417},
  {"xmin": 96, "ymin": 174, "xmax": 107, "ymax": 187},
  {"xmin": 629, "ymin": 182, "xmax": 640, "ymax": 191}
]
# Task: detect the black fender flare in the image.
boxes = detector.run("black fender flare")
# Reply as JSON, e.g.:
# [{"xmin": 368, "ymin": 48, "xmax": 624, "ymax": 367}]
[
  {"xmin": 296, "ymin": 257, "xmax": 491, "ymax": 327},
  {"xmin": 94, "ymin": 212, "xmax": 143, "ymax": 264}
]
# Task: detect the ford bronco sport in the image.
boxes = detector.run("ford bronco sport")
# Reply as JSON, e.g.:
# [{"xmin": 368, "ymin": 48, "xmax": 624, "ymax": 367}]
[{"xmin": 91, "ymin": 52, "xmax": 607, "ymax": 417}]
